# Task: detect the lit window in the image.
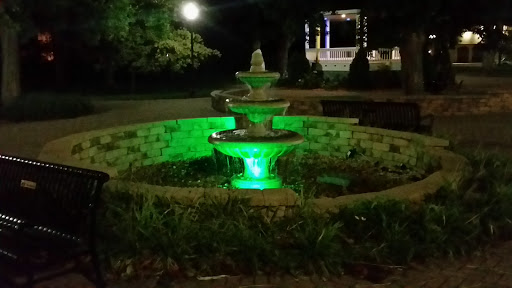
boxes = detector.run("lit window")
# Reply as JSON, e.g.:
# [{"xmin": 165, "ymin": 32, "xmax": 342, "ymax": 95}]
[{"xmin": 38, "ymin": 32, "xmax": 52, "ymax": 44}]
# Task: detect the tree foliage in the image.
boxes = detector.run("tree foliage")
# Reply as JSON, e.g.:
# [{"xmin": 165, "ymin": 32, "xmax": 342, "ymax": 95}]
[{"xmin": 98, "ymin": 0, "xmax": 220, "ymax": 74}]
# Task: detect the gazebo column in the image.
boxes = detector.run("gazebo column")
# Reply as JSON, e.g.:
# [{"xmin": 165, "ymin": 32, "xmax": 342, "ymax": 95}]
[
  {"xmin": 356, "ymin": 13, "xmax": 368, "ymax": 49},
  {"xmin": 325, "ymin": 18, "xmax": 330, "ymax": 49},
  {"xmin": 305, "ymin": 23, "xmax": 309, "ymax": 49}
]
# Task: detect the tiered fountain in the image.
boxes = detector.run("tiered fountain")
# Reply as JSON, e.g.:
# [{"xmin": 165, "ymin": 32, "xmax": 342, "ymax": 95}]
[{"xmin": 208, "ymin": 50, "xmax": 304, "ymax": 189}]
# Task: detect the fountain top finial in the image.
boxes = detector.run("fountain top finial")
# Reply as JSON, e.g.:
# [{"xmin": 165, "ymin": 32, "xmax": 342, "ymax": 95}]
[{"xmin": 250, "ymin": 49, "xmax": 265, "ymax": 72}]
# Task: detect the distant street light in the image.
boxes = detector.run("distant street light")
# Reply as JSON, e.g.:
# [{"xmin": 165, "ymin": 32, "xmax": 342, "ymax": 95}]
[{"xmin": 182, "ymin": 2, "xmax": 200, "ymax": 70}]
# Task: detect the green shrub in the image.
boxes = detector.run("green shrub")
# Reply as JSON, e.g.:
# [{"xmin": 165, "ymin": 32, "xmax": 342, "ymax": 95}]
[
  {"xmin": 287, "ymin": 52, "xmax": 312, "ymax": 85},
  {"xmin": 0, "ymin": 94, "xmax": 94, "ymax": 122},
  {"xmin": 348, "ymin": 48, "xmax": 371, "ymax": 90},
  {"xmin": 99, "ymin": 151, "xmax": 512, "ymax": 280}
]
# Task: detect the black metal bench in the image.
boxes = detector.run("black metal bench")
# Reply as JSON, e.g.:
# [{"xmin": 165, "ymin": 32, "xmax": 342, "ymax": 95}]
[
  {"xmin": 321, "ymin": 100, "xmax": 434, "ymax": 134},
  {"xmin": 0, "ymin": 154, "xmax": 110, "ymax": 287}
]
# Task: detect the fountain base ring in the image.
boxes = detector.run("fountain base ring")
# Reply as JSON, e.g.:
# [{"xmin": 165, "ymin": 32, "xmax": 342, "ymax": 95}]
[{"xmin": 232, "ymin": 175, "xmax": 282, "ymax": 190}]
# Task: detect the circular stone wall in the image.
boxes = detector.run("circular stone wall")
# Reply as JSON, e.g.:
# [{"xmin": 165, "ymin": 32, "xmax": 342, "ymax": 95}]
[{"xmin": 39, "ymin": 116, "xmax": 469, "ymax": 212}]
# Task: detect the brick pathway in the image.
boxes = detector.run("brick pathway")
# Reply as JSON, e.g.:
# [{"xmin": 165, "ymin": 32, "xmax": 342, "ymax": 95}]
[{"xmin": 28, "ymin": 241, "xmax": 512, "ymax": 288}]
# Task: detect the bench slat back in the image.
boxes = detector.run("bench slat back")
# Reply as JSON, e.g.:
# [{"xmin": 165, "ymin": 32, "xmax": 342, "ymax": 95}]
[
  {"xmin": 321, "ymin": 100, "xmax": 374, "ymax": 126},
  {"xmin": 321, "ymin": 100, "xmax": 422, "ymax": 131},
  {"xmin": 0, "ymin": 155, "xmax": 109, "ymax": 241}
]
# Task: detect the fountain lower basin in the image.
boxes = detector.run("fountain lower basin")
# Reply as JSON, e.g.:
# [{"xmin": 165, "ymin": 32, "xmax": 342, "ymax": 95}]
[{"xmin": 208, "ymin": 129, "xmax": 304, "ymax": 189}]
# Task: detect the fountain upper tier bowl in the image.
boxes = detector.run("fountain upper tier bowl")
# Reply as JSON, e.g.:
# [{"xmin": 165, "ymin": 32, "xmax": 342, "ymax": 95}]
[
  {"xmin": 228, "ymin": 99, "xmax": 290, "ymax": 123},
  {"xmin": 208, "ymin": 129, "xmax": 304, "ymax": 159},
  {"xmin": 235, "ymin": 71, "xmax": 280, "ymax": 90}
]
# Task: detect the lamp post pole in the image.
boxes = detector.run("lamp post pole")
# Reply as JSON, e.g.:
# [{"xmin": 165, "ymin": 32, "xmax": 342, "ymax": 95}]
[
  {"xmin": 182, "ymin": 2, "xmax": 199, "ymax": 97},
  {"xmin": 191, "ymin": 29, "xmax": 194, "ymax": 69}
]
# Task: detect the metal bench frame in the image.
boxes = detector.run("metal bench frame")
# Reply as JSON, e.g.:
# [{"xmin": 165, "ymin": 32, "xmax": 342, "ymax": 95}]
[
  {"xmin": 321, "ymin": 100, "xmax": 434, "ymax": 134},
  {"xmin": 0, "ymin": 155, "xmax": 110, "ymax": 288}
]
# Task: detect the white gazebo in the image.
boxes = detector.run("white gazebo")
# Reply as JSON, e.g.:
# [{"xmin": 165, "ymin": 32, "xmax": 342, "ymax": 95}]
[{"xmin": 305, "ymin": 9, "xmax": 401, "ymax": 72}]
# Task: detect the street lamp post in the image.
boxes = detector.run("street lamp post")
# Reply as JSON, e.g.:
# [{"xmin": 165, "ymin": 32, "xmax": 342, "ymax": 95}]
[{"xmin": 182, "ymin": 2, "xmax": 199, "ymax": 69}]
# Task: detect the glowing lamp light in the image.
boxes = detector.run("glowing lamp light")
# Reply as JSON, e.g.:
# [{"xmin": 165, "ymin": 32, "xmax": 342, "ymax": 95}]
[
  {"xmin": 462, "ymin": 31, "xmax": 473, "ymax": 39},
  {"xmin": 341, "ymin": 14, "xmax": 346, "ymax": 18},
  {"xmin": 182, "ymin": 2, "xmax": 199, "ymax": 21}
]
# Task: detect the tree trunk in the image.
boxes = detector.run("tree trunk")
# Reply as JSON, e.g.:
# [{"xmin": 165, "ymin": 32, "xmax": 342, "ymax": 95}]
[
  {"xmin": 276, "ymin": 36, "xmax": 293, "ymax": 78},
  {"xmin": 0, "ymin": 24, "xmax": 21, "ymax": 106},
  {"xmin": 400, "ymin": 31, "xmax": 426, "ymax": 95},
  {"xmin": 482, "ymin": 50, "xmax": 497, "ymax": 72},
  {"xmin": 130, "ymin": 70, "xmax": 136, "ymax": 94},
  {"xmin": 54, "ymin": 33, "xmax": 71, "ymax": 91},
  {"xmin": 105, "ymin": 60, "xmax": 116, "ymax": 90}
]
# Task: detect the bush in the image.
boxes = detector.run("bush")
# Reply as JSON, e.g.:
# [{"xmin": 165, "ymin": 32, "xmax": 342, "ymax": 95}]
[
  {"xmin": 347, "ymin": 48, "xmax": 371, "ymax": 90},
  {"xmin": 100, "ymin": 151, "xmax": 512, "ymax": 280},
  {"xmin": 287, "ymin": 52, "xmax": 312, "ymax": 85},
  {"xmin": 0, "ymin": 94, "xmax": 94, "ymax": 122}
]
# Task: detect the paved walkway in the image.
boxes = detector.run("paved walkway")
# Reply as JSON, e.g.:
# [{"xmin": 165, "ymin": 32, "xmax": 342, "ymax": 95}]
[{"xmin": 0, "ymin": 98, "xmax": 224, "ymax": 158}]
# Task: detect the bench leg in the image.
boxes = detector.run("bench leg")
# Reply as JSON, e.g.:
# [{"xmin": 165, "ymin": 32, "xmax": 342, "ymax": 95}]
[{"xmin": 91, "ymin": 253, "xmax": 105, "ymax": 288}]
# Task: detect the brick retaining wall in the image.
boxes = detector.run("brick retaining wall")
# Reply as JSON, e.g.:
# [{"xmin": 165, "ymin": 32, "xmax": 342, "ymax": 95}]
[{"xmin": 41, "ymin": 116, "xmax": 449, "ymax": 176}]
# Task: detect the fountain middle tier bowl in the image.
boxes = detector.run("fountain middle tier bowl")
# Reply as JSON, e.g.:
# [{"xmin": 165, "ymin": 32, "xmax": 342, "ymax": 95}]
[
  {"xmin": 235, "ymin": 71, "xmax": 280, "ymax": 89},
  {"xmin": 208, "ymin": 129, "xmax": 304, "ymax": 159},
  {"xmin": 229, "ymin": 99, "xmax": 290, "ymax": 122}
]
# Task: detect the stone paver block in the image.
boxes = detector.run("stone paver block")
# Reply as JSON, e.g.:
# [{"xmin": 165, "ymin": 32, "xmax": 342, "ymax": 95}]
[
  {"xmin": 116, "ymin": 137, "xmax": 145, "ymax": 148},
  {"xmin": 401, "ymin": 146, "xmax": 418, "ymax": 157},
  {"xmin": 80, "ymin": 141, "xmax": 91, "ymax": 150},
  {"xmin": 371, "ymin": 134, "xmax": 383, "ymax": 142},
  {"xmin": 310, "ymin": 143, "xmax": 327, "ymax": 151},
  {"xmin": 162, "ymin": 146, "xmax": 189, "ymax": 156},
  {"xmin": 332, "ymin": 138, "xmax": 349, "ymax": 146},
  {"xmin": 158, "ymin": 133, "xmax": 172, "ymax": 141},
  {"xmin": 381, "ymin": 152, "xmax": 394, "ymax": 161},
  {"xmin": 383, "ymin": 136, "xmax": 394, "ymax": 144},
  {"xmin": 373, "ymin": 142, "xmax": 390, "ymax": 151},
  {"xmin": 92, "ymin": 152, "xmax": 106, "ymax": 163},
  {"xmin": 144, "ymin": 135, "xmax": 158, "ymax": 143},
  {"xmin": 171, "ymin": 131, "xmax": 190, "ymax": 139},
  {"xmin": 136, "ymin": 128, "xmax": 150, "ymax": 137},
  {"xmin": 105, "ymin": 148, "xmax": 128, "ymax": 160},
  {"xmin": 349, "ymin": 139, "xmax": 360, "ymax": 146},
  {"xmin": 170, "ymin": 137, "xmax": 208, "ymax": 146},
  {"xmin": 372, "ymin": 149, "xmax": 384, "ymax": 158},
  {"xmin": 178, "ymin": 119, "xmax": 210, "ymax": 131},
  {"xmin": 100, "ymin": 135, "xmax": 112, "ymax": 144},
  {"xmin": 146, "ymin": 148, "xmax": 162, "ymax": 158},
  {"xmin": 190, "ymin": 144, "xmax": 213, "ymax": 152},
  {"xmin": 353, "ymin": 132, "xmax": 371, "ymax": 140},
  {"xmin": 149, "ymin": 126, "xmax": 165, "ymax": 135},
  {"xmin": 360, "ymin": 140, "xmax": 374, "ymax": 149},
  {"xmin": 328, "ymin": 145, "xmax": 351, "ymax": 153},
  {"xmin": 297, "ymin": 142, "xmax": 310, "ymax": 150},
  {"xmin": 309, "ymin": 128, "xmax": 326, "ymax": 136},
  {"xmin": 334, "ymin": 123, "xmax": 352, "ymax": 130},
  {"xmin": 317, "ymin": 136, "xmax": 331, "ymax": 144},
  {"xmin": 139, "ymin": 141, "xmax": 167, "ymax": 152},
  {"xmin": 393, "ymin": 138, "xmax": 410, "ymax": 146},
  {"xmin": 189, "ymin": 130, "xmax": 204, "ymax": 137},
  {"xmin": 394, "ymin": 153, "xmax": 411, "ymax": 164}
]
